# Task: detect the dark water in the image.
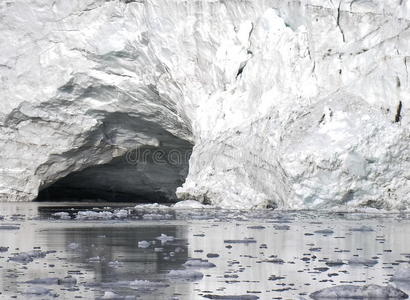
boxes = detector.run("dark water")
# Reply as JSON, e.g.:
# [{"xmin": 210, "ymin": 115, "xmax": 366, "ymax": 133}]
[{"xmin": 1, "ymin": 202, "xmax": 410, "ymax": 299}]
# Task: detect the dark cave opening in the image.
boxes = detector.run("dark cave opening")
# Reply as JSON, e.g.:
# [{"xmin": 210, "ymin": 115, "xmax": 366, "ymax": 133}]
[{"xmin": 36, "ymin": 144, "xmax": 193, "ymax": 203}]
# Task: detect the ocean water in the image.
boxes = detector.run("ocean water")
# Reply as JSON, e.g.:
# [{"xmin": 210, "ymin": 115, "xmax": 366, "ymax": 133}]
[{"xmin": 1, "ymin": 202, "xmax": 410, "ymax": 299}]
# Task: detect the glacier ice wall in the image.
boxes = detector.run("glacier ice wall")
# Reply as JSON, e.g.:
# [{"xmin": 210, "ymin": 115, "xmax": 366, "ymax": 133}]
[{"xmin": 0, "ymin": 0, "xmax": 409, "ymax": 209}]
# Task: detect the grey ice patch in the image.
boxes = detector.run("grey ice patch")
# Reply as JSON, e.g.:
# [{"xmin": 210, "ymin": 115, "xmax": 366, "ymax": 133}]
[{"xmin": 310, "ymin": 284, "xmax": 408, "ymax": 299}]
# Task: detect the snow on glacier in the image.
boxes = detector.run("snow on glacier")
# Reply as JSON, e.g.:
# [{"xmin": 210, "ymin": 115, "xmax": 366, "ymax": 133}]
[{"xmin": 0, "ymin": 0, "xmax": 409, "ymax": 209}]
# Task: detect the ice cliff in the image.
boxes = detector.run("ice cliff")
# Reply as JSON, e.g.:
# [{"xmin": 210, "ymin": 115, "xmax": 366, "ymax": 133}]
[{"xmin": 0, "ymin": 0, "xmax": 409, "ymax": 209}]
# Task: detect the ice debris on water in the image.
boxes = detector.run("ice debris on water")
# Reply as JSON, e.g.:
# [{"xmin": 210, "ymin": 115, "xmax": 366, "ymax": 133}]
[
  {"xmin": 23, "ymin": 286, "xmax": 58, "ymax": 297},
  {"xmin": 348, "ymin": 257, "xmax": 378, "ymax": 266},
  {"xmin": 156, "ymin": 234, "xmax": 174, "ymax": 243},
  {"xmin": 314, "ymin": 229, "xmax": 334, "ymax": 235},
  {"xmin": 273, "ymin": 225, "xmax": 290, "ymax": 230},
  {"xmin": 9, "ymin": 250, "xmax": 55, "ymax": 263},
  {"xmin": 76, "ymin": 211, "xmax": 113, "ymax": 220},
  {"xmin": 349, "ymin": 225, "xmax": 374, "ymax": 232},
  {"xmin": 203, "ymin": 295, "xmax": 259, "ymax": 299},
  {"xmin": 0, "ymin": 224, "xmax": 20, "ymax": 230},
  {"xmin": 224, "ymin": 238, "xmax": 257, "ymax": 244},
  {"xmin": 138, "ymin": 240, "xmax": 150, "ymax": 248},
  {"xmin": 247, "ymin": 225, "xmax": 266, "ymax": 229},
  {"xmin": 98, "ymin": 291, "xmax": 136, "ymax": 300},
  {"xmin": 52, "ymin": 212, "xmax": 71, "ymax": 220},
  {"xmin": 114, "ymin": 209, "xmax": 129, "ymax": 218},
  {"xmin": 24, "ymin": 276, "xmax": 76, "ymax": 285},
  {"xmin": 129, "ymin": 280, "xmax": 169, "ymax": 288},
  {"xmin": 325, "ymin": 259, "xmax": 345, "ymax": 266},
  {"xmin": 134, "ymin": 203, "xmax": 170, "ymax": 210},
  {"xmin": 392, "ymin": 267, "xmax": 410, "ymax": 282},
  {"xmin": 172, "ymin": 200, "xmax": 208, "ymax": 209},
  {"xmin": 183, "ymin": 258, "xmax": 216, "ymax": 268},
  {"xmin": 24, "ymin": 277, "xmax": 59, "ymax": 285},
  {"xmin": 310, "ymin": 284, "xmax": 408, "ymax": 299},
  {"xmin": 89, "ymin": 256, "xmax": 103, "ymax": 262},
  {"xmin": 142, "ymin": 213, "xmax": 173, "ymax": 220},
  {"xmin": 68, "ymin": 242, "xmax": 80, "ymax": 250},
  {"xmin": 108, "ymin": 261, "xmax": 123, "ymax": 268},
  {"xmin": 167, "ymin": 269, "xmax": 204, "ymax": 281}
]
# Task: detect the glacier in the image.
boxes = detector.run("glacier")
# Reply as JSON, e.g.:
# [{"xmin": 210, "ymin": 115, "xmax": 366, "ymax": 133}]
[{"xmin": 0, "ymin": 0, "xmax": 409, "ymax": 209}]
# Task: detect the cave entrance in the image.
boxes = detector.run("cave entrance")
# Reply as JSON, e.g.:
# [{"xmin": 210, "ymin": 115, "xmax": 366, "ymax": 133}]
[{"xmin": 36, "ymin": 143, "xmax": 193, "ymax": 203}]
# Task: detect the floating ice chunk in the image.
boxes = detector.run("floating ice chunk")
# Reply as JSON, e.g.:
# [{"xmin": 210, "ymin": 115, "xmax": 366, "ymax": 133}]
[
  {"xmin": 224, "ymin": 239, "xmax": 257, "ymax": 244},
  {"xmin": 76, "ymin": 211, "xmax": 113, "ymax": 220},
  {"xmin": 23, "ymin": 286, "xmax": 57, "ymax": 296},
  {"xmin": 100, "ymin": 291, "xmax": 123, "ymax": 299},
  {"xmin": 68, "ymin": 242, "xmax": 80, "ymax": 250},
  {"xmin": 142, "ymin": 213, "xmax": 173, "ymax": 220},
  {"xmin": 273, "ymin": 225, "xmax": 290, "ymax": 230},
  {"xmin": 9, "ymin": 250, "xmax": 53, "ymax": 263},
  {"xmin": 138, "ymin": 240, "xmax": 150, "ymax": 248},
  {"xmin": 167, "ymin": 269, "xmax": 204, "ymax": 281},
  {"xmin": 247, "ymin": 225, "xmax": 266, "ymax": 229},
  {"xmin": 310, "ymin": 284, "xmax": 408, "ymax": 299},
  {"xmin": 183, "ymin": 258, "xmax": 216, "ymax": 268},
  {"xmin": 349, "ymin": 225, "xmax": 374, "ymax": 232},
  {"xmin": 108, "ymin": 261, "xmax": 123, "ymax": 268},
  {"xmin": 134, "ymin": 203, "xmax": 170, "ymax": 209},
  {"xmin": 114, "ymin": 209, "xmax": 129, "ymax": 218},
  {"xmin": 325, "ymin": 259, "xmax": 345, "ymax": 266},
  {"xmin": 59, "ymin": 275, "xmax": 77, "ymax": 285},
  {"xmin": 156, "ymin": 234, "xmax": 174, "ymax": 243},
  {"xmin": 203, "ymin": 295, "xmax": 259, "ymax": 299},
  {"xmin": 52, "ymin": 212, "xmax": 71, "ymax": 220},
  {"xmin": 259, "ymin": 258, "xmax": 284, "ymax": 264},
  {"xmin": 0, "ymin": 224, "xmax": 20, "ymax": 230},
  {"xmin": 173, "ymin": 200, "xmax": 208, "ymax": 209},
  {"xmin": 393, "ymin": 267, "xmax": 410, "ymax": 282},
  {"xmin": 97, "ymin": 290, "xmax": 136, "ymax": 299},
  {"xmin": 24, "ymin": 277, "xmax": 59, "ymax": 285},
  {"xmin": 314, "ymin": 229, "xmax": 334, "ymax": 235},
  {"xmin": 129, "ymin": 280, "xmax": 169, "ymax": 288},
  {"xmin": 89, "ymin": 256, "xmax": 102, "ymax": 262},
  {"xmin": 348, "ymin": 257, "xmax": 378, "ymax": 266}
]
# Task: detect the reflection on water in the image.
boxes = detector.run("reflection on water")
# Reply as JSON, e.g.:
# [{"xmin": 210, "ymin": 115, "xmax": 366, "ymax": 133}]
[{"xmin": 1, "ymin": 202, "xmax": 410, "ymax": 299}]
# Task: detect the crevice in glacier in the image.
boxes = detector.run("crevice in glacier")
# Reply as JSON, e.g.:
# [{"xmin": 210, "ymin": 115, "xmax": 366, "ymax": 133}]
[
  {"xmin": 336, "ymin": 2, "xmax": 346, "ymax": 43},
  {"xmin": 36, "ymin": 142, "xmax": 192, "ymax": 202},
  {"xmin": 395, "ymin": 101, "xmax": 403, "ymax": 123}
]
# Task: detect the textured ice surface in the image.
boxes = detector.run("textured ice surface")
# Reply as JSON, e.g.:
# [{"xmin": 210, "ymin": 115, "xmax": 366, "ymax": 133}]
[{"xmin": 0, "ymin": 0, "xmax": 409, "ymax": 209}]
